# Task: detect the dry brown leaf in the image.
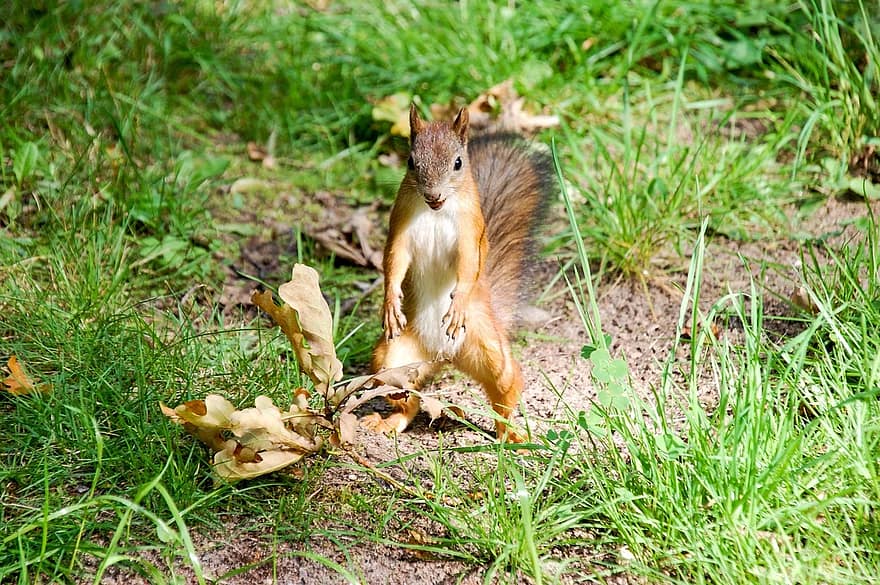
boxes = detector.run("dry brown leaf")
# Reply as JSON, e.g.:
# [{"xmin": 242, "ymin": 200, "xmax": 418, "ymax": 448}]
[
  {"xmin": 292, "ymin": 387, "xmax": 311, "ymax": 409},
  {"xmin": 246, "ymin": 138, "xmax": 276, "ymax": 169},
  {"xmin": 161, "ymin": 400, "xmax": 227, "ymax": 450},
  {"xmin": 366, "ymin": 362, "xmax": 435, "ymax": 389},
  {"xmin": 173, "ymin": 394, "xmax": 235, "ymax": 429},
  {"xmin": 187, "ymin": 425, "xmax": 229, "ymax": 452},
  {"xmin": 498, "ymin": 97, "xmax": 559, "ymax": 133},
  {"xmin": 3, "ymin": 356, "xmax": 51, "ymax": 396},
  {"xmin": 252, "ymin": 264, "xmax": 343, "ymax": 402},
  {"xmin": 161, "ymin": 393, "xmax": 323, "ymax": 482},
  {"xmin": 165, "ymin": 264, "xmax": 440, "ymax": 483},
  {"xmin": 284, "ymin": 388, "xmax": 328, "ymax": 439},
  {"xmin": 159, "ymin": 402, "xmax": 182, "ymax": 423},
  {"xmin": 420, "ymin": 395, "xmax": 466, "ymax": 426},
  {"xmin": 350, "ymin": 206, "xmax": 383, "ymax": 269},
  {"xmin": 336, "ymin": 412, "xmax": 358, "ymax": 445},
  {"xmin": 302, "ymin": 202, "xmax": 383, "ymax": 270},
  {"xmin": 213, "ymin": 439, "xmax": 305, "ymax": 482},
  {"xmin": 404, "ymin": 528, "xmax": 441, "ymax": 560},
  {"xmin": 230, "ymin": 395, "xmax": 322, "ymax": 453},
  {"xmin": 277, "ymin": 265, "xmax": 344, "ymax": 400},
  {"xmin": 302, "ymin": 227, "xmax": 370, "ymax": 266},
  {"xmin": 161, "ymin": 395, "xmax": 236, "ymax": 452},
  {"xmin": 246, "ymin": 141, "xmax": 268, "ymax": 162},
  {"xmin": 338, "ymin": 362, "xmax": 436, "ymax": 414},
  {"xmin": 431, "ymin": 79, "xmax": 559, "ymax": 135},
  {"xmin": 791, "ymin": 287, "xmax": 819, "ymax": 314},
  {"xmin": 468, "ymin": 79, "xmax": 517, "ymax": 118}
]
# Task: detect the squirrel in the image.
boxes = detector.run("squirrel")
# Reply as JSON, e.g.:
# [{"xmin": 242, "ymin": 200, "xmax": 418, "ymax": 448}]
[{"xmin": 362, "ymin": 103, "xmax": 553, "ymax": 442}]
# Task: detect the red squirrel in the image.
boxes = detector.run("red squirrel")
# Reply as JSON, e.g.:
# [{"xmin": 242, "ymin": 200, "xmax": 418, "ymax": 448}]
[{"xmin": 363, "ymin": 104, "xmax": 552, "ymax": 441}]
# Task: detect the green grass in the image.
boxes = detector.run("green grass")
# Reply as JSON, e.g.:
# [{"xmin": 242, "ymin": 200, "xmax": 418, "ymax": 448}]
[
  {"xmin": 564, "ymin": 223, "xmax": 879, "ymax": 583},
  {"xmin": 2, "ymin": 0, "xmax": 879, "ymax": 582}
]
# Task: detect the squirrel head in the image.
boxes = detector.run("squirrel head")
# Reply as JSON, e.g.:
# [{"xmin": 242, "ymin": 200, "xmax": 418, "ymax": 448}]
[{"xmin": 407, "ymin": 104, "xmax": 470, "ymax": 211}]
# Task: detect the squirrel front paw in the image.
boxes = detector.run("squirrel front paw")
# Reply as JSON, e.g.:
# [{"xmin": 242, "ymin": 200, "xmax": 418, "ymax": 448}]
[
  {"xmin": 383, "ymin": 294, "xmax": 407, "ymax": 339},
  {"xmin": 441, "ymin": 293, "xmax": 468, "ymax": 339}
]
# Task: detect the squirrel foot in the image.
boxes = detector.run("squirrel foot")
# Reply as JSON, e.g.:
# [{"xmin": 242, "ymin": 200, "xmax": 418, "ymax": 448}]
[
  {"xmin": 496, "ymin": 422, "xmax": 526, "ymax": 444},
  {"xmin": 360, "ymin": 412, "xmax": 411, "ymax": 435}
]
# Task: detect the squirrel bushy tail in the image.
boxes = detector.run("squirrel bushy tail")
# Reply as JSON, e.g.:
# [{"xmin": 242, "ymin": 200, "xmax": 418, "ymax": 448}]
[{"xmin": 468, "ymin": 134, "xmax": 554, "ymax": 331}]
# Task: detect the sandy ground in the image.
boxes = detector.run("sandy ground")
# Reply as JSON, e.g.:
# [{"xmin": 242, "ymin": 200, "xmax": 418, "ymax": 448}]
[{"xmin": 92, "ymin": 195, "xmax": 876, "ymax": 585}]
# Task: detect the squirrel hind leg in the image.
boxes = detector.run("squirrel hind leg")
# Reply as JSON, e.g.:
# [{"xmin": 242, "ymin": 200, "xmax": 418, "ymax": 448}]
[
  {"xmin": 453, "ymin": 311, "xmax": 525, "ymax": 443},
  {"xmin": 365, "ymin": 329, "xmax": 437, "ymax": 435}
]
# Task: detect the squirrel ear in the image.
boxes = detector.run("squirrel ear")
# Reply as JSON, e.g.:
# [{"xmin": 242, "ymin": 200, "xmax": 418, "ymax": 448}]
[
  {"xmin": 409, "ymin": 103, "xmax": 425, "ymax": 138},
  {"xmin": 452, "ymin": 107, "xmax": 469, "ymax": 143}
]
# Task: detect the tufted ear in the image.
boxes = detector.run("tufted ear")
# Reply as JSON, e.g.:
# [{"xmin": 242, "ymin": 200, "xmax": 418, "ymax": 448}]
[
  {"xmin": 452, "ymin": 107, "xmax": 469, "ymax": 144},
  {"xmin": 409, "ymin": 103, "xmax": 425, "ymax": 139}
]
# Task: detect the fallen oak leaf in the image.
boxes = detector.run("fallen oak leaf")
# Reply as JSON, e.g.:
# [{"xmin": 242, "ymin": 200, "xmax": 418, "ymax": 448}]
[
  {"xmin": 349, "ymin": 205, "xmax": 383, "ymax": 269},
  {"xmin": 160, "ymin": 396, "xmax": 234, "ymax": 452},
  {"xmin": 213, "ymin": 439, "xmax": 305, "ymax": 483},
  {"xmin": 282, "ymin": 387, "xmax": 331, "ymax": 439},
  {"xmin": 337, "ymin": 362, "xmax": 437, "ymax": 414},
  {"xmin": 246, "ymin": 129, "xmax": 277, "ymax": 169},
  {"xmin": 252, "ymin": 264, "xmax": 343, "ymax": 403},
  {"xmin": 165, "ymin": 418, "xmax": 228, "ymax": 452},
  {"xmin": 430, "ymin": 79, "xmax": 559, "ymax": 135},
  {"xmin": 246, "ymin": 141, "xmax": 268, "ymax": 161},
  {"xmin": 302, "ymin": 227, "xmax": 370, "ymax": 267},
  {"xmin": 246, "ymin": 142, "xmax": 276, "ymax": 169},
  {"xmin": 330, "ymin": 412, "xmax": 358, "ymax": 448},
  {"xmin": 468, "ymin": 79, "xmax": 516, "ymax": 119},
  {"xmin": 172, "ymin": 395, "xmax": 235, "ymax": 429},
  {"xmin": 232, "ymin": 442, "xmax": 261, "ymax": 463},
  {"xmin": 301, "ymin": 202, "xmax": 383, "ymax": 270},
  {"xmin": 230, "ymin": 395, "xmax": 322, "ymax": 454},
  {"xmin": 277, "ymin": 265, "xmax": 344, "ymax": 404},
  {"xmin": 403, "ymin": 528, "xmax": 442, "ymax": 561},
  {"xmin": 498, "ymin": 97, "xmax": 560, "ymax": 133},
  {"xmin": 159, "ymin": 402, "xmax": 182, "ymax": 423},
  {"xmin": 161, "ymin": 394, "xmax": 322, "ymax": 482},
  {"xmin": 3, "ymin": 356, "xmax": 52, "ymax": 396},
  {"xmin": 351, "ymin": 361, "xmax": 435, "ymax": 391}
]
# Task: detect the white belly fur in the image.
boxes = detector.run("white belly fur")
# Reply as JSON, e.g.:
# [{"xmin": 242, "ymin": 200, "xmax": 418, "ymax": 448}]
[{"xmin": 406, "ymin": 202, "xmax": 465, "ymax": 358}]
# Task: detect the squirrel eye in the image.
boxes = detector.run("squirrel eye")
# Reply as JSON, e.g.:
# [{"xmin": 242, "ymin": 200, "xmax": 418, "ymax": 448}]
[
  {"xmin": 453, "ymin": 156, "xmax": 462, "ymax": 171},
  {"xmin": 407, "ymin": 155, "xmax": 415, "ymax": 171}
]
